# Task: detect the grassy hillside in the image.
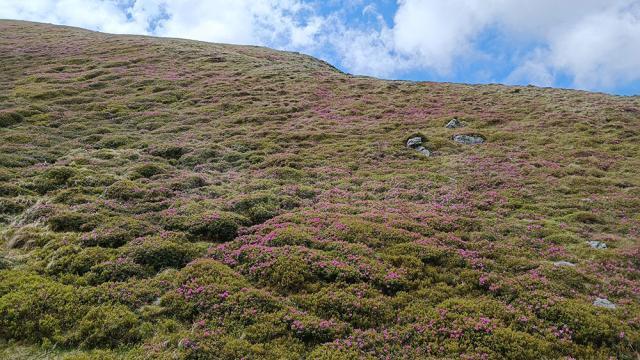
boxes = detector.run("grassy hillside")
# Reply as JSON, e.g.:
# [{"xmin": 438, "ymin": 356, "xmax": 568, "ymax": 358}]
[{"xmin": 1, "ymin": 20, "xmax": 639, "ymax": 359}]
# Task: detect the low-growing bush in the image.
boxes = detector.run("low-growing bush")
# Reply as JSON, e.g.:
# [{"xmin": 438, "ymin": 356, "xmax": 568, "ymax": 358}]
[
  {"xmin": 266, "ymin": 254, "xmax": 312, "ymax": 292},
  {"xmin": 0, "ymin": 270, "xmax": 87, "ymax": 344},
  {"xmin": 45, "ymin": 246, "xmax": 115, "ymax": 276},
  {"xmin": 122, "ymin": 237, "xmax": 199, "ymax": 271},
  {"xmin": 87, "ymin": 257, "xmax": 149, "ymax": 284},
  {"xmin": 149, "ymin": 144, "xmax": 188, "ymax": 159},
  {"xmin": 33, "ymin": 166, "xmax": 78, "ymax": 193},
  {"xmin": 103, "ymin": 180, "xmax": 146, "ymax": 201},
  {"xmin": 73, "ymin": 304, "xmax": 141, "ymax": 349},
  {"xmin": 130, "ymin": 162, "xmax": 166, "ymax": 179},
  {"xmin": 232, "ymin": 192, "xmax": 300, "ymax": 224},
  {"xmin": 539, "ymin": 299, "xmax": 625, "ymax": 347},
  {"xmin": 0, "ymin": 110, "xmax": 24, "ymax": 127},
  {"xmin": 163, "ymin": 209, "xmax": 247, "ymax": 242},
  {"xmin": 0, "ymin": 196, "xmax": 33, "ymax": 215},
  {"xmin": 81, "ymin": 217, "xmax": 153, "ymax": 248},
  {"xmin": 47, "ymin": 210, "xmax": 92, "ymax": 232}
]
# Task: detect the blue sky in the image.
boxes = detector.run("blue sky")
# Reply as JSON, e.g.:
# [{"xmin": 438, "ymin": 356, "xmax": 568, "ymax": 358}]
[{"xmin": 2, "ymin": 0, "xmax": 640, "ymax": 95}]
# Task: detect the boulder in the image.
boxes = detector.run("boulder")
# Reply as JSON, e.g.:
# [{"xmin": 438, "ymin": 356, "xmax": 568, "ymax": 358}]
[
  {"xmin": 453, "ymin": 134, "xmax": 485, "ymax": 145},
  {"xmin": 406, "ymin": 136, "xmax": 431, "ymax": 157},
  {"xmin": 406, "ymin": 136, "xmax": 423, "ymax": 148},
  {"xmin": 415, "ymin": 146, "xmax": 430, "ymax": 156},
  {"xmin": 553, "ymin": 261, "xmax": 575, "ymax": 267},
  {"xmin": 593, "ymin": 297, "xmax": 616, "ymax": 309},
  {"xmin": 587, "ymin": 241, "xmax": 607, "ymax": 249},
  {"xmin": 445, "ymin": 118, "xmax": 464, "ymax": 128}
]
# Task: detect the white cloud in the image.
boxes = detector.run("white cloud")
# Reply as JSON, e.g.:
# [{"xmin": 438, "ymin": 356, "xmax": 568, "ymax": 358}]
[
  {"xmin": 329, "ymin": 0, "xmax": 640, "ymax": 91},
  {"xmin": 0, "ymin": 0, "xmax": 323, "ymax": 47},
  {"xmin": 1, "ymin": 0, "xmax": 639, "ymax": 92}
]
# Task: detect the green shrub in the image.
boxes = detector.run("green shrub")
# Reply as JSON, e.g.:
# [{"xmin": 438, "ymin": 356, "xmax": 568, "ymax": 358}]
[
  {"xmin": 169, "ymin": 211, "xmax": 246, "ymax": 242},
  {"xmin": 332, "ymin": 218, "xmax": 417, "ymax": 248},
  {"xmin": 0, "ymin": 183, "xmax": 31, "ymax": 196},
  {"xmin": 564, "ymin": 211, "xmax": 605, "ymax": 225},
  {"xmin": 149, "ymin": 144, "xmax": 187, "ymax": 159},
  {"xmin": 122, "ymin": 237, "xmax": 199, "ymax": 271},
  {"xmin": 33, "ymin": 166, "xmax": 78, "ymax": 193},
  {"xmin": 95, "ymin": 136, "xmax": 133, "ymax": 149},
  {"xmin": 0, "ymin": 270, "xmax": 86, "ymax": 344},
  {"xmin": 130, "ymin": 163, "xmax": 166, "ymax": 179},
  {"xmin": 0, "ymin": 196, "xmax": 33, "ymax": 215},
  {"xmin": 87, "ymin": 257, "xmax": 149, "ymax": 284},
  {"xmin": 46, "ymin": 246, "xmax": 114, "ymax": 276},
  {"xmin": 3, "ymin": 225, "xmax": 60, "ymax": 249},
  {"xmin": 232, "ymin": 193, "xmax": 299, "ymax": 224},
  {"xmin": 169, "ymin": 175, "xmax": 207, "ymax": 191},
  {"xmin": 73, "ymin": 305, "xmax": 141, "ymax": 348},
  {"xmin": 268, "ymin": 226, "xmax": 313, "ymax": 247},
  {"xmin": 47, "ymin": 210, "xmax": 91, "ymax": 232},
  {"xmin": 539, "ymin": 299, "xmax": 624, "ymax": 347},
  {"xmin": 267, "ymin": 254, "xmax": 311, "ymax": 292},
  {"xmin": 0, "ymin": 110, "xmax": 24, "ymax": 127},
  {"xmin": 485, "ymin": 327, "xmax": 553, "ymax": 359},
  {"xmin": 0, "ymin": 256, "xmax": 11, "ymax": 270},
  {"xmin": 81, "ymin": 217, "xmax": 153, "ymax": 247},
  {"xmin": 296, "ymin": 284, "xmax": 393, "ymax": 328},
  {"xmin": 103, "ymin": 180, "xmax": 146, "ymax": 201}
]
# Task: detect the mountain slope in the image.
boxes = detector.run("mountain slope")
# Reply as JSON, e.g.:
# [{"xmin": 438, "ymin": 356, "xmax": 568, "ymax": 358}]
[{"xmin": 1, "ymin": 20, "xmax": 639, "ymax": 359}]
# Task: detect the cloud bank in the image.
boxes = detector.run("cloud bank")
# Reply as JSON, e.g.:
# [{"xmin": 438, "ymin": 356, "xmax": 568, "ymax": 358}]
[{"xmin": 1, "ymin": 0, "xmax": 639, "ymax": 94}]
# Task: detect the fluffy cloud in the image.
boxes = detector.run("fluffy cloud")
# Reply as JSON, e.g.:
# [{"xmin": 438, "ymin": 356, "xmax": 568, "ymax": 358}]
[
  {"xmin": 0, "ymin": 0, "xmax": 324, "ymax": 47},
  {"xmin": 1, "ymin": 0, "xmax": 639, "ymax": 93},
  {"xmin": 330, "ymin": 0, "xmax": 640, "ymax": 92}
]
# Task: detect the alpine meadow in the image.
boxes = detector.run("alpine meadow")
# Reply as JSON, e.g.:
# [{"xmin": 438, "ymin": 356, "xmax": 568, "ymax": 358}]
[{"xmin": 0, "ymin": 20, "xmax": 639, "ymax": 359}]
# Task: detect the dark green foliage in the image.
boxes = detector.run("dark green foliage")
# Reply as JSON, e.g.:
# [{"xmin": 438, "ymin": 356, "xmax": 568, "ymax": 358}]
[
  {"xmin": 33, "ymin": 166, "xmax": 78, "ymax": 193},
  {"xmin": 81, "ymin": 217, "xmax": 152, "ymax": 247},
  {"xmin": 0, "ymin": 270, "xmax": 86, "ymax": 344},
  {"xmin": 0, "ymin": 196, "xmax": 33, "ymax": 215},
  {"xmin": 103, "ymin": 180, "xmax": 146, "ymax": 201},
  {"xmin": 149, "ymin": 144, "xmax": 187, "ymax": 159},
  {"xmin": 267, "ymin": 254, "xmax": 311, "ymax": 292},
  {"xmin": 167, "ymin": 211, "xmax": 247, "ymax": 242},
  {"xmin": 232, "ymin": 193, "xmax": 299, "ymax": 224},
  {"xmin": 47, "ymin": 210, "xmax": 91, "ymax": 232},
  {"xmin": 130, "ymin": 162, "xmax": 166, "ymax": 179},
  {"xmin": 87, "ymin": 257, "xmax": 149, "ymax": 284},
  {"xmin": 0, "ymin": 110, "xmax": 23, "ymax": 127},
  {"xmin": 122, "ymin": 237, "xmax": 199, "ymax": 271},
  {"xmin": 73, "ymin": 305, "xmax": 141, "ymax": 349}
]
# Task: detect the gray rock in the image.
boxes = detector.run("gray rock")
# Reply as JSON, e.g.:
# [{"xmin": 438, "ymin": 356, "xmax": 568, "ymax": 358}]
[
  {"xmin": 415, "ymin": 146, "xmax": 431, "ymax": 157},
  {"xmin": 593, "ymin": 297, "xmax": 616, "ymax": 309},
  {"xmin": 406, "ymin": 136, "xmax": 430, "ymax": 156},
  {"xmin": 406, "ymin": 136, "xmax": 423, "ymax": 148},
  {"xmin": 587, "ymin": 241, "xmax": 607, "ymax": 249},
  {"xmin": 553, "ymin": 261, "xmax": 576, "ymax": 267},
  {"xmin": 453, "ymin": 134, "xmax": 485, "ymax": 145},
  {"xmin": 445, "ymin": 118, "xmax": 464, "ymax": 128}
]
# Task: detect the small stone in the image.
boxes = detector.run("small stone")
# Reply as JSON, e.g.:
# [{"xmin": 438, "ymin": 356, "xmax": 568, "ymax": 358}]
[
  {"xmin": 445, "ymin": 118, "xmax": 464, "ymax": 128},
  {"xmin": 553, "ymin": 261, "xmax": 575, "ymax": 267},
  {"xmin": 416, "ymin": 146, "xmax": 431, "ymax": 157},
  {"xmin": 593, "ymin": 297, "xmax": 616, "ymax": 309},
  {"xmin": 406, "ymin": 136, "xmax": 423, "ymax": 148},
  {"xmin": 587, "ymin": 241, "xmax": 607, "ymax": 249},
  {"xmin": 406, "ymin": 136, "xmax": 430, "ymax": 156},
  {"xmin": 453, "ymin": 134, "xmax": 484, "ymax": 145}
]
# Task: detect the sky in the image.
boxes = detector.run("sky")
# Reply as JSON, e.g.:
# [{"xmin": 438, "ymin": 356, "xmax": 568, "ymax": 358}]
[{"xmin": 1, "ymin": 0, "xmax": 640, "ymax": 95}]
